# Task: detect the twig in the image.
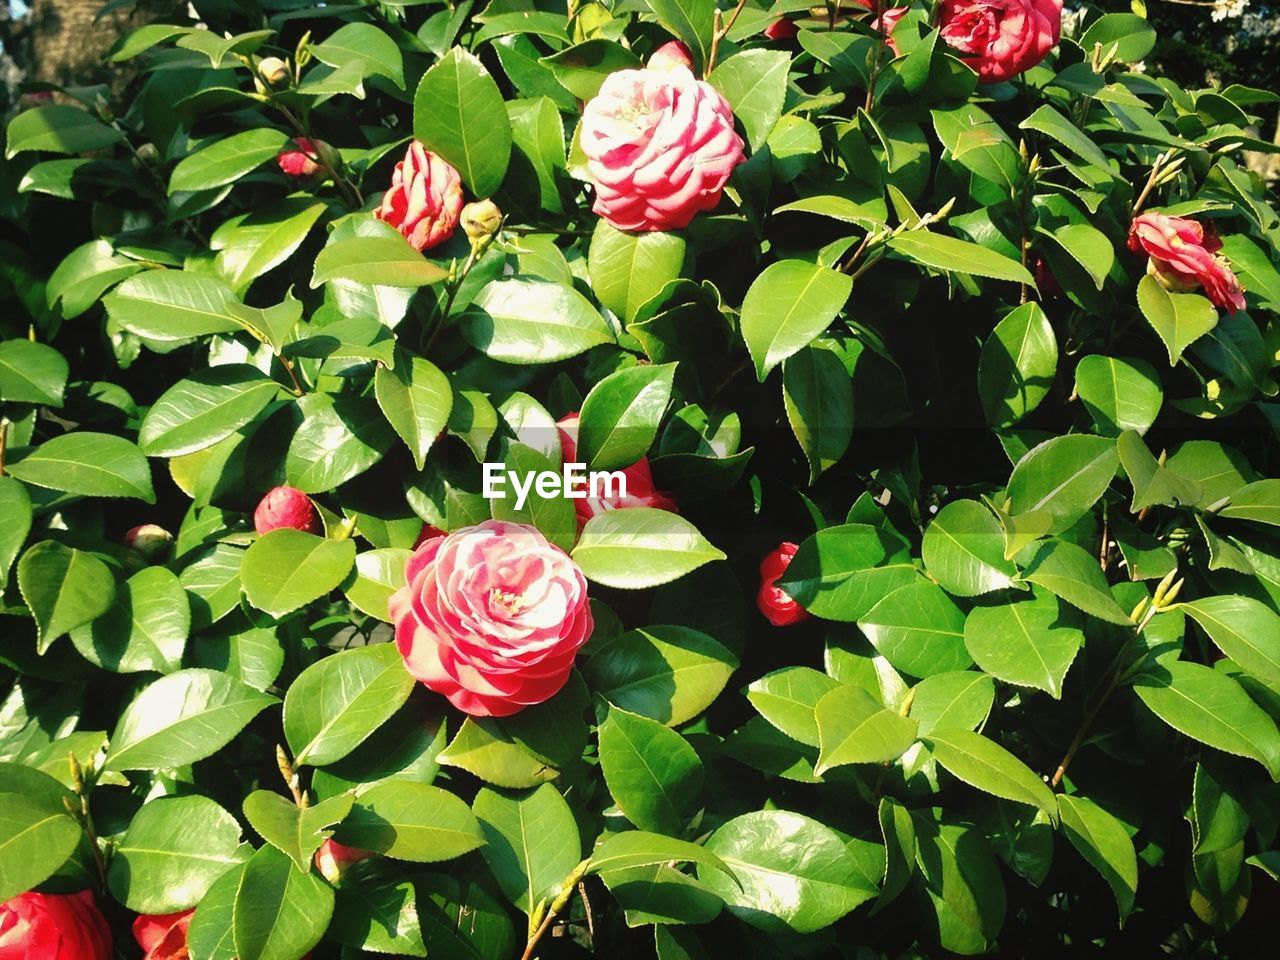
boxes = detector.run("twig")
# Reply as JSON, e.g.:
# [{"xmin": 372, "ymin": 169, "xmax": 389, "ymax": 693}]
[
  {"xmin": 0, "ymin": 417, "xmax": 8, "ymax": 476},
  {"xmin": 864, "ymin": 0, "xmax": 887, "ymax": 112},
  {"xmin": 276, "ymin": 744, "xmax": 307, "ymax": 807},
  {"xmin": 706, "ymin": 0, "xmax": 748, "ymax": 75},
  {"xmin": 578, "ymin": 881, "xmax": 595, "ymax": 945},
  {"xmin": 521, "ymin": 861, "xmax": 591, "ymax": 960},
  {"xmin": 279, "ymin": 354, "xmax": 306, "ymax": 396}
]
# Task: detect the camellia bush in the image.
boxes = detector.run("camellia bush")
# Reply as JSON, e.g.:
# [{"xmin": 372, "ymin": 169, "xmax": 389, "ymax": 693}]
[{"xmin": 2, "ymin": 0, "xmax": 1280, "ymax": 957}]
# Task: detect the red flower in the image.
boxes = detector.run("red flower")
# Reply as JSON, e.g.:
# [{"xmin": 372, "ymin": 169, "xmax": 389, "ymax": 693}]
[
  {"xmin": 757, "ymin": 542, "xmax": 809, "ymax": 627},
  {"xmin": 374, "ymin": 141, "xmax": 465, "ymax": 252},
  {"xmin": 277, "ymin": 137, "xmax": 330, "ymax": 178},
  {"xmin": 314, "ymin": 838, "xmax": 372, "ymax": 883},
  {"xmin": 765, "ymin": 19, "xmax": 800, "ymax": 41},
  {"xmin": 0, "ymin": 891, "xmax": 112, "ymax": 960},
  {"xmin": 1128, "ymin": 212, "xmax": 1246, "ymax": 313},
  {"xmin": 254, "ymin": 486, "xmax": 321, "ymax": 536},
  {"xmin": 132, "ymin": 910, "xmax": 192, "ymax": 960},
  {"xmin": 938, "ymin": 0, "xmax": 1062, "ymax": 83}
]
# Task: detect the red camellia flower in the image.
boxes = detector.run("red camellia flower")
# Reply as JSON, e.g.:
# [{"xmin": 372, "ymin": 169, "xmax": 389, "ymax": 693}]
[
  {"xmin": 765, "ymin": 18, "xmax": 800, "ymax": 41},
  {"xmin": 132, "ymin": 910, "xmax": 192, "ymax": 960},
  {"xmin": 413, "ymin": 523, "xmax": 448, "ymax": 548},
  {"xmin": 314, "ymin": 838, "xmax": 373, "ymax": 883},
  {"xmin": 580, "ymin": 49, "xmax": 745, "ymax": 232},
  {"xmin": 254, "ymin": 485, "xmax": 321, "ymax": 536},
  {"xmin": 758, "ymin": 541, "xmax": 809, "ymax": 627},
  {"xmin": 556, "ymin": 413, "xmax": 678, "ymax": 529},
  {"xmin": 938, "ymin": 0, "xmax": 1062, "ymax": 83},
  {"xmin": 277, "ymin": 137, "xmax": 330, "ymax": 178},
  {"xmin": 374, "ymin": 140, "xmax": 465, "ymax": 252},
  {"xmin": 1128, "ymin": 212, "xmax": 1246, "ymax": 313},
  {"xmin": 0, "ymin": 891, "xmax": 112, "ymax": 960},
  {"xmin": 389, "ymin": 520, "xmax": 594, "ymax": 717}
]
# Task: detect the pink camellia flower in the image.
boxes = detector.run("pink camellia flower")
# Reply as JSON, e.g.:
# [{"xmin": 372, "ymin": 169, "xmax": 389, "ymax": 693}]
[
  {"xmin": 132, "ymin": 910, "xmax": 191, "ymax": 960},
  {"xmin": 0, "ymin": 891, "xmax": 112, "ymax": 960},
  {"xmin": 277, "ymin": 137, "xmax": 330, "ymax": 178},
  {"xmin": 1128, "ymin": 212, "xmax": 1246, "ymax": 314},
  {"xmin": 314, "ymin": 838, "xmax": 372, "ymax": 884},
  {"xmin": 757, "ymin": 542, "xmax": 809, "ymax": 627},
  {"xmin": 374, "ymin": 141, "xmax": 465, "ymax": 252},
  {"xmin": 875, "ymin": 7, "xmax": 909, "ymax": 54},
  {"xmin": 580, "ymin": 52, "xmax": 745, "ymax": 232},
  {"xmin": 254, "ymin": 485, "xmax": 321, "ymax": 536},
  {"xmin": 389, "ymin": 520, "xmax": 594, "ymax": 717},
  {"xmin": 765, "ymin": 18, "xmax": 800, "ymax": 41},
  {"xmin": 556, "ymin": 413, "xmax": 678, "ymax": 530},
  {"xmin": 937, "ymin": 0, "xmax": 1062, "ymax": 83}
]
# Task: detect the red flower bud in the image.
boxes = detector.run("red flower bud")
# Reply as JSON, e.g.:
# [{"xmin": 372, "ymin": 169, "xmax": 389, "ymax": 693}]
[
  {"xmin": 254, "ymin": 486, "xmax": 321, "ymax": 536},
  {"xmin": 757, "ymin": 541, "xmax": 809, "ymax": 627},
  {"xmin": 124, "ymin": 523, "xmax": 174, "ymax": 561},
  {"xmin": 765, "ymin": 19, "xmax": 800, "ymax": 41}
]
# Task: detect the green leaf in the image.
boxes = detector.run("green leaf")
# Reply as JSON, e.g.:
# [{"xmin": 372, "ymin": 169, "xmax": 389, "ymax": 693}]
[
  {"xmin": 5, "ymin": 104, "xmax": 123, "ymax": 158},
  {"xmin": 647, "ymin": 0, "xmax": 717, "ymax": 68},
  {"xmin": 1019, "ymin": 105, "xmax": 1111, "ymax": 169},
  {"xmin": 375, "ymin": 352, "xmax": 453, "ymax": 471},
  {"xmin": 740, "ymin": 260, "xmax": 852, "ymax": 380},
  {"xmin": 746, "ymin": 666, "xmax": 840, "ymax": 748},
  {"xmin": 311, "ymin": 22, "xmax": 404, "ymax": 88},
  {"xmin": 587, "ymin": 830, "xmax": 730, "ymax": 878},
  {"xmin": 778, "ymin": 523, "xmax": 918, "ymax": 622},
  {"xmin": 284, "ymin": 394, "xmax": 393, "ymax": 492},
  {"xmin": 598, "ymin": 701, "xmax": 704, "ymax": 834},
  {"xmin": 0, "ymin": 339, "xmax": 68, "ymax": 406},
  {"xmin": 413, "ymin": 47, "xmax": 512, "ymax": 198},
  {"xmin": 921, "ymin": 499, "xmax": 1018, "ymax": 597},
  {"xmin": 1057, "ymin": 794, "xmax": 1138, "ymax": 923},
  {"xmin": 474, "ymin": 784, "xmax": 581, "ymax": 914},
  {"xmin": 180, "ymin": 543, "xmax": 245, "ymax": 631},
  {"xmin": 573, "ymin": 508, "xmax": 725, "ymax": 589},
  {"xmin": 1004, "ymin": 434, "xmax": 1117, "ymax": 535},
  {"xmin": 814, "ymin": 684, "xmax": 918, "ymax": 774},
  {"xmin": 913, "ymin": 816, "xmax": 1006, "ymax": 953},
  {"xmin": 588, "ymin": 220, "xmax": 686, "ymax": 323},
  {"xmin": 976, "ymin": 302, "xmax": 1057, "ymax": 427},
  {"xmin": 710, "ymin": 49, "xmax": 789, "ymax": 152},
  {"xmin": 1137, "ymin": 275, "xmax": 1218, "ymax": 365},
  {"xmin": 46, "ymin": 238, "xmax": 144, "ymax": 318},
  {"xmin": 1021, "ymin": 539, "xmax": 1132, "ymax": 625},
  {"xmin": 311, "ymin": 236, "xmax": 451, "ymax": 288},
  {"xmin": 233, "ymin": 844, "xmax": 335, "ymax": 960},
  {"xmin": 139, "ymin": 365, "xmax": 279, "ymax": 457},
  {"xmin": 438, "ymin": 717, "xmax": 560, "ymax": 789},
  {"xmin": 69, "ymin": 566, "xmax": 188, "ymax": 673},
  {"xmin": 243, "ymin": 790, "xmax": 355, "ymax": 872},
  {"xmin": 1135, "ymin": 662, "xmax": 1280, "ymax": 779},
  {"xmin": 8, "ymin": 431, "xmax": 154, "ymax": 502},
  {"xmin": 343, "ymin": 547, "xmax": 411, "ymax": 622},
  {"xmin": 17, "ymin": 541, "xmax": 116, "ymax": 653},
  {"xmin": 923, "ymin": 729, "xmax": 1057, "ymax": 819},
  {"xmin": 241, "ymin": 529, "xmax": 356, "ymax": 620},
  {"xmin": 1219, "ymin": 479, "xmax": 1280, "ymax": 527},
  {"xmin": 1116, "ymin": 431, "xmax": 1202, "ymax": 512},
  {"xmin": 169, "ymin": 128, "xmax": 291, "ymax": 193},
  {"xmin": 783, "ymin": 345, "xmax": 854, "ymax": 482},
  {"xmin": 105, "ymin": 668, "xmax": 278, "ymax": 771},
  {"xmin": 489, "ymin": 443, "xmax": 577, "ymax": 553},
  {"xmin": 284, "ymin": 644, "xmax": 416, "ymax": 767},
  {"xmin": 578, "ymin": 363, "xmax": 676, "ymax": 472},
  {"xmin": 103, "ymin": 270, "xmax": 241, "ymax": 341},
  {"xmin": 0, "ymin": 792, "xmax": 80, "ymax": 902},
  {"xmin": 584, "ymin": 625, "xmax": 737, "ymax": 726},
  {"xmin": 1074, "ymin": 355, "xmax": 1162, "ymax": 437},
  {"xmin": 0, "ymin": 477, "xmax": 31, "ymax": 585},
  {"xmin": 544, "ymin": 39, "xmax": 642, "ymax": 99},
  {"xmin": 336, "ymin": 781, "xmax": 485, "ymax": 862},
  {"xmin": 330, "ymin": 880, "xmax": 427, "ymax": 957},
  {"xmin": 227, "ymin": 297, "xmax": 301, "ymax": 353},
  {"xmin": 963, "ymin": 588, "xmax": 1083, "ymax": 698},
  {"xmin": 699, "ymin": 810, "xmax": 878, "ymax": 934},
  {"xmin": 107, "ymin": 794, "xmax": 248, "ymax": 913},
  {"xmin": 463, "ymin": 278, "xmax": 614, "ymax": 364},
  {"xmin": 1079, "ymin": 13, "xmax": 1157, "ymax": 62},
  {"xmin": 186, "ymin": 861, "xmax": 243, "ymax": 960},
  {"xmin": 212, "ymin": 200, "xmax": 327, "ymax": 292},
  {"xmin": 908, "ymin": 671, "xmax": 996, "ymax": 736},
  {"xmin": 858, "ymin": 582, "xmax": 972, "ymax": 678},
  {"xmin": 887, "ymin": 232, "xmax": 1035, "ymax": 285},
  {"xmin": 1178, "ymin": 596, "xmax": 1280, "ymax": 686}
]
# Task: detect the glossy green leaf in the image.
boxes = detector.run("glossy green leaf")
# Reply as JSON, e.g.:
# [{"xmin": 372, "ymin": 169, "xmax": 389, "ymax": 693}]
[
  {"xmin": 8, "ymin": 431, "xmax": 154, "ymax": 501},
  {"xmin": 814, "ymin": 685, "xmax": 918, "ymax": 774},
  {"xmin": 922, "ymin": 499, "xmax": 1018, "ymax": 596},
  {"xmin": 1219, "ymin": 479, "xmax": 1280, "ymax": 527},
  {"xmin": 587, "ymin": 830, "xmax": 730, "ymax": 878},
  {"xmin": 0, "ymin": 477, "xmax": 31, "ymax": 585},
  {"xmin": 413, "ymin": 47, "xmax": 512, "ymax": 197},
  {"xmin": 105, "ymin": 668, "xmax": 278, "ymax": 771},
  {"xmin": 588, "ymin": 220, "xmax": 686, "ymax": 323},
  {"xmin": 976, "ymin": 302, "xmax": 1057, "ymax": 428},
  {"xmin": 284, "ymin": 394, "xmax": 393, "ymax": 493},
  {"xmin": 283, "ymin": 643, "xmax": 416, "ymax": 766},
  {"xmin": 573, "ymin": 508, "xmax": 725, "ymax": 589},
  {"xmin": 311, "ymin": 22, "xmax": 405, "ymax": 88},
  {"xmin": 710, "ymin": 49, "xmax": 789, "ymax": 152},
  {"xmin": 243, "ymin": 790, "xmax": 354, "ymax": 872},
  {"xmin": 1004, "ymin": 434, "xmax": 1117, "ymax": 534},
  {"xmin": 778, "ymin": 523, "xmax": 918, "ymax": 622},
  {"xmin": 329, "ymin": 879, "xmax": 426, "ymax": 957},
  {"xmin": 740, "ymin": 260, "xmax": 852, "ymax": 380},
  {"xmin": 963, "ymin": 588, "xmax": 1083, "ymax": 698},
  {"xmin": 887, "ymin": 232, "xmax": 1035, "ymax": 285},
  {"xmin": 241, "ymin": 529, "xmax": 356, "ymax": 620},
  {"xmin": 1136, "ymin": 275, "xmax": 1218, "ymax": 365},
  {"xmin": 858, "ymin": 581, "xmax": 972, "ymax": 678},
  {"xmin": 1074, "ymin": 355, "xmax": 1163, "ymax": 436},
  {"xmin": 746, "ymin": 666, "xmax": 840, "ymax": 748},
  {"xmin": 924, "ymin": 729, "xmax": 1057, "ymax": 819},
  {"xmin": 343, "ymin": 547, "xmax": 411, "ymax": 622},
  {"xmin": 1178, "ymin": 596, "xmax": 1280, "ymax": 686},
  {"xmin": 5, "ymin": 104, "xmax": 123, "ymax": 158},
  {"xmin": 0, "ymin": 339, "xmax": 67, "ymax": 406},
  {"xmin": 1021, "ymin": 539, "xmax": 1132, "ymax": 625},
  {"xmin": 783, "ymin": 345, "xmax": 854, "ymax": 482},
  {"xmin": 0, "ymin": 792, "xmax": 81, "ymax": 903},
  {"xmin": 17, "ymin": 541, "xmax": 116, "ymax": 653},
  {"xmin": 232, "ymin": 844, "xmax": 334, "ymax": 960},
  {"xmin": 139, "ymin": 365, "xmax": 279, "ymax": 457},
  {"xmin": 103, "ymin": 270, "xmax": 241, "ymax": 341},
  {"xmin": 311, "ymin": 236, "xmax": 451, "ymax": 288},
  {"xmin": 578, "ymin": 363, "xmax": 676, "ymax": 472},
  {"xmin": 908, "ymin": 671, "xmax": 996, "ymax": 736},
  {"xmin": 598, "ymin": 701, "xmax": 704, "ymax": 834},
  {"xmin": 464, "ymin": 278, "xmax": 614, "ymax": 364},
  {"xmin": 1057, "ymin": 794, "xmax": 1138, "ymax": 922},
  {"xmin": 69, "ymin": 566, "xmax": 188, "ymax": 673},
  {"xmin": 375, "ymin": 352, "xmax": 453, "ymax": 470},
  {"xmin": 170, "ymin": 128, "xmax": 291, "ymax": 193},
  {"xmin": 474, "ymin": 784, "xmax": 581, "ymax": 914},
  {"xmin": 337, "ymin": 781, "xmax": 485, "ymax": 862}
]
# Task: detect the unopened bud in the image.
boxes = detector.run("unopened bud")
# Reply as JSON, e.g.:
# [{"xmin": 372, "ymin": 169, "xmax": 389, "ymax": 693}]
[
  {"xmin": 461, "ymin": 199, "xmax": 503, "ymax": 246},
  {"xmin": 124, "ymin": 523, "xmax": 173, "ymax": 562},
  {"xmin": 69, "ymin": 752, "xmax": 84, "ymax": 794},
  {"xmin": 649, "ymin": 40, "xmax": 695, "ymax": 73},
  {"xmin": 135, "ymin": 143, "xmax": 159, "ymax": 165},
  {"xmin": 258, "ymin": 56, "xmax": 290, "ymax": 86}
]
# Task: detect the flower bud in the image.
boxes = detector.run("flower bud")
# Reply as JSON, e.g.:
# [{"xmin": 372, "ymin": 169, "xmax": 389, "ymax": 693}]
[
  {"xmin": 461, "ymin": 199, "xmax": 503, "ymax": 247},
  {"xmin": 258, "ymin": 56, "xmax": 290, "ymax": 86},
  {"xmin": 649, "ymin": 40, "xmax": 694, "ymax": 73},
  {"xmin": 254, "ymin": 486, "xmax": 321, "ymax": 536},
  {"xmin": 314, "ymin": 838, "xmax": 372, "ymax": 884},
  {"xmin": 757, "ymin": 542, "xmax": 809, "ymax": 627},
  {"xmin": 124, "ymin": 524, "xmax": 173, "ymax": 561},
  {"xmin": 135, "ymin": 143, "xmax": 159, "ymax": 165}
]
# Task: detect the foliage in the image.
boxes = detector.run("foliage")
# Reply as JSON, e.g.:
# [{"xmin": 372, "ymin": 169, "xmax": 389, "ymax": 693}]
[{"xmin": 1, "ymin": 1, "xmax": 1279, "ymax": 958}]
